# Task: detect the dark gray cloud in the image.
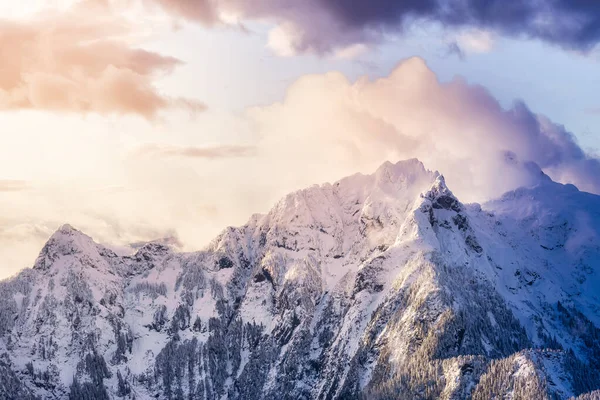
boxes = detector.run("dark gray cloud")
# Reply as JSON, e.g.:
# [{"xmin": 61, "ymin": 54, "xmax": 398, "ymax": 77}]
[
  {"xmin": 149, "ymin": 0, "xmax": 600, "ymax": 53},
  {"xmin": 321, "ymin": 0, "xmax": 600, "ymax": 49},
  {"xmin": 445, "ymin": 42, "xmax": 465, "ymax": 60}
]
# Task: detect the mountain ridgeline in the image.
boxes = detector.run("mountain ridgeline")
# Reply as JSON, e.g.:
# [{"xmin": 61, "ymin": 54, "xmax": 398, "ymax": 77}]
[{"xmin": 1, "ymin": 159, "xmax": 600, "ymax": 399}]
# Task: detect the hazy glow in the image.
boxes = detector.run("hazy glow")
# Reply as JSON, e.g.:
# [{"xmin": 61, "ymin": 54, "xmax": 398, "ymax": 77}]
[
  {"xmin": 0, "ymin": 1, "xmax": 599, "ymax": 280},
  {"xmin": 1, "ymin": 57, "xmax": 599, "ymax": 279}
]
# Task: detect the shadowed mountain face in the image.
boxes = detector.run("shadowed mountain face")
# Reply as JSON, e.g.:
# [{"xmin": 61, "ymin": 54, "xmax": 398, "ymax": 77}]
[{"xmin": 1, "ymin": 159, "xmax": 599, "ymax": 400}]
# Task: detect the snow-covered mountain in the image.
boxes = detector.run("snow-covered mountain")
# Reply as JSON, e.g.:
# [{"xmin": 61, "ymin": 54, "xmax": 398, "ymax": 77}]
[{"xmin": 1, "ymin": 159, "xmax": 599, "ymax": 400}]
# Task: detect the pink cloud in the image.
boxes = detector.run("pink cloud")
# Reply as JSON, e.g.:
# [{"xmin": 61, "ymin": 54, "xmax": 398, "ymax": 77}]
[
  {"xmin": 0, "ymin": 6, "xmax": 205, "ymax": 118},
  {"xmin": 148, "ymin": 0, "xmax": 219, "ymax": 25}
]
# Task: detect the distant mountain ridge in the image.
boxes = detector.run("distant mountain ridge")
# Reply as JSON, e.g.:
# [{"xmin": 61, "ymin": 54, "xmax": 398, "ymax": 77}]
[{"xmin": 1, "ymin": 159, "xmax": 599, "ymax": 399}]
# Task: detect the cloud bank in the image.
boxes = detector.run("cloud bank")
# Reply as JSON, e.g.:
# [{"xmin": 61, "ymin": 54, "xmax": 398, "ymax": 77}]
[
  {"xmin": 247, "ymin": 57, "xmax": 600, "ymax": 201},
  {"xmin": 1, "ymin": 57, "xmax": 599, "ymax": 279},
  {"xmin": 144, "ymin": 0, "xmax": 600, "ymax": 55},
  {"xmin": 0, "ymin": 3, "xmax": 205, "ymax": 118}
]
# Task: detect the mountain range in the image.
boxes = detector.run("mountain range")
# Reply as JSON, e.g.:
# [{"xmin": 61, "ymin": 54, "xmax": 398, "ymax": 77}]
[{"xmin": 1, "ymin": 158, "xmax": 599, "ymax": 399}]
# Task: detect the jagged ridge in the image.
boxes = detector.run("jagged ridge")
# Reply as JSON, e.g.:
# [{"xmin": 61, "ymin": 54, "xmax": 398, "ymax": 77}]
[{"xmin": 0, "ymin": 159, "xmax": 599, "ymax": 400}]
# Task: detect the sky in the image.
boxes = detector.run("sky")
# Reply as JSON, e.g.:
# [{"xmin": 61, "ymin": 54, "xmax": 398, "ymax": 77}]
[{"xmin": 1, "ymin": 0, "xmax": 600, "ymax": 279}]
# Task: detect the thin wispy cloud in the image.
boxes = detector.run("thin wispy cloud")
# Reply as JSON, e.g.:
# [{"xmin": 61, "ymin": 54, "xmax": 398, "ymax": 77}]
[
  {"xmin": 0, "ymin": 180, "xmax": 29, "ymax": 192},
  {"xmin": 134, "ymin": 144, "xmax": 257, "ymax": 159}
]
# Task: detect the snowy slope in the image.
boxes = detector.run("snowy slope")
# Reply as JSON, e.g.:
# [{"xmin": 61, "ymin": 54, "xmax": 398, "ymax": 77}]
[{"xmin": 0, "ymin": 159, "xmax": 599, "ymax": 400}]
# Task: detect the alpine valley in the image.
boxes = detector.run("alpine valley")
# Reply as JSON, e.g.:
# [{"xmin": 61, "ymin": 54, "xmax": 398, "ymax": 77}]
[{"xmin": 1, "ymin": 159, "xmax": 599, "ymax": 400}]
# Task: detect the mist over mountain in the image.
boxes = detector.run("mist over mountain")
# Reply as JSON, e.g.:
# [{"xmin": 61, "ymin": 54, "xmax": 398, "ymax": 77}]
[{"xmin": 1, "ymin": 159, "xmax": 599, "ymax": 400}]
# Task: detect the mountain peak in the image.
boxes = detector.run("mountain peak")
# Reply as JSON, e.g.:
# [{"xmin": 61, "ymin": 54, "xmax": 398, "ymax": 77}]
[
  {"xmin": 33, "ymin": 224, "xmax": 99, "ymax": 271},
  {"xmin": 373, "ymin": 158, "xmax": 436, "ymax": 185},
  {"xmin": 57, "ymin": 223, "xmax": 76, "ymax": 232},
  {"xmin": 430, "ymin": 174, "xmax": 449, "ymax": 192},
  {"xmin": 48, "ymin": 224, "xmax": 94, "ymax": 246},
  {"xmin": 2, "ymin": 160, "xmax": 600, "ymax": 399},
  {"xmin": 422, "ymin": 174, "xmax": 463, "ymax": 213}
]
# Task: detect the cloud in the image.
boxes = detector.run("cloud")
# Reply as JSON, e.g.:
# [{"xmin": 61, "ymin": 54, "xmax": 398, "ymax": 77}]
[
  {"xmin": 134, "ymin": 143, "xmax": 256, "ymax": 159},
  {"xmin": 2, "ymin": 56, "xmax": 599, "ymax": 280},
  {"xmin": 334, "ymin": 43, "xmax": 370, "ymax": 60},
  {"xmin": 0, "ymin": 180, "xmax": 29, "ymax": 192},
  {"xmin": 445, "ymin": 42, "xmax": 465, "ymax": 60},
  {"xmin": 246, "ymin": 57, "xmax": 600, "ymax": 201},
  {"xmin": 456, "ymin": 30, "xmax": 495, "ymax": 54},
  {"xmin": 157, "ymin": 0, "xmax": 224, "ymax": 26},
  {"xmin": 140, "ymin": 0, "xmax": 600, "ymax": 55},
  {"xmin": 0, "ymin": 221, "xmax": 57, "ymax": 278},
  {"xmin": 0, "ymin": 4, "xmax": 205, "ymax": 118}
]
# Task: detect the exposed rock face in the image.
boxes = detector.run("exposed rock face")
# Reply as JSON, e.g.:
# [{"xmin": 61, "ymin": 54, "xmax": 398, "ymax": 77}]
[{"xmin": 0, "ymin": 159, "xmax": 599, "ymax": 399}]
